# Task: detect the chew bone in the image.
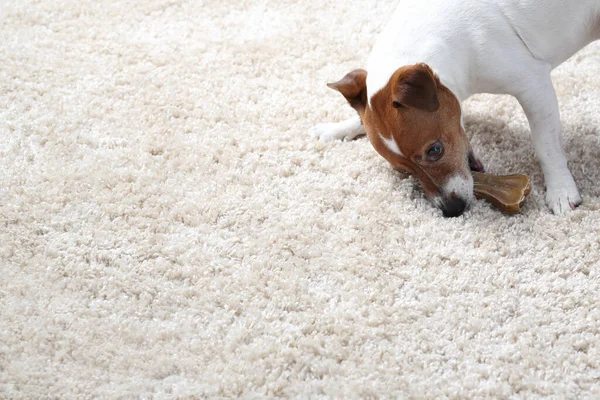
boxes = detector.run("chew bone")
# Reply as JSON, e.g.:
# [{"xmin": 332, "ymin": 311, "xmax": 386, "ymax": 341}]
[{"xmin": 472, "ymin": 171, "xmax": 531, "ymax": 213}]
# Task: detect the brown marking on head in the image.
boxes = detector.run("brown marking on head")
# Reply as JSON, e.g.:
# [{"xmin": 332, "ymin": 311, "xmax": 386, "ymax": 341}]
[
  {"xmin": 328, "ymin": 63, "xmax": 475, "ymax": 216},
  {"xmin": 391, "ymin": 63, "xmax": 439, "ymax": 111}
]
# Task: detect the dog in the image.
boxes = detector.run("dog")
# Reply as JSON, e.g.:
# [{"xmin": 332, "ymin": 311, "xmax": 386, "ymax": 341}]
[{"xmin": 310, "ymin": 0, "xmax": 600, "ymax": 217}]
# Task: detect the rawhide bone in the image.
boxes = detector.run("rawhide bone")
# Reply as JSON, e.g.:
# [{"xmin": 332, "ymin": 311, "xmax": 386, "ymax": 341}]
[{"xmin": 472, "ymin": 171, "xmax": 531, "ymax": 214}]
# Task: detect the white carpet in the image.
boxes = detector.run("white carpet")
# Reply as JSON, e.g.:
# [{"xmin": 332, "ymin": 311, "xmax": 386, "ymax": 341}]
[{"xmin": 2, "ymin": 0, "xmax": 600, "ymax": 398}]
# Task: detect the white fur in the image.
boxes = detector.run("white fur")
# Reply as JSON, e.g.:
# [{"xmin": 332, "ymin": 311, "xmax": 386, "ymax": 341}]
[
  {"xmin": 365, "ymin": 0, "xmax": 600, "ymax": 214},
  {"xmin": 380, "ymin": 133, "xmax": 403, "ymax": 156},
  {"xmin": 444, "ymin": 174, "xmax": 475, "ymax": 203}
]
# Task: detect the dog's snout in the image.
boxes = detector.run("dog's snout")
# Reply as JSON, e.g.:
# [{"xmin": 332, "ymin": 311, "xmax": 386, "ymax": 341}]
[
  {"xmin": 439, "ymin": 174, "xmax": 474, "ymax": 217},
  {"xmin": 441, "ymin": 195, "xmax": 467, "ymax": 217}
]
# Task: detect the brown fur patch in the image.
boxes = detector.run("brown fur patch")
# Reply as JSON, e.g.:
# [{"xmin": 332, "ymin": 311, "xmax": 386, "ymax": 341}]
[
  {"xmin": 327, "ymin": 69, "xmax": 368, "ymax": 114},
  {"xmin": 392, "ymin": 63, "xmax": 440, "ymax": 111},
  {"xmin": 327, "ymin": 63, "xmax": 473, "ymax": 201},
  {"xmin": 361, "ymin": 64, "xmax": 471, "ymax": 199}
]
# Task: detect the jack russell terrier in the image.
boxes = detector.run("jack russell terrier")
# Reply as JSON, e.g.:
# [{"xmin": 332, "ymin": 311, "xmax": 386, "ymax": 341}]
[{"xmin": 310, "ymin": 0, "xmax": 600, "ymax": 217}]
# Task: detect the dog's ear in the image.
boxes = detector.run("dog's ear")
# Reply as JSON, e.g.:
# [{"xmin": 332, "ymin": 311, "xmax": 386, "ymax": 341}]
[
  {"xmin": 392, "ymin": 64, "xmax": 439, "ymax": 112},
  {"xmin": 327, "ymin": 69, "xmax": 368, "ymax": 114}
]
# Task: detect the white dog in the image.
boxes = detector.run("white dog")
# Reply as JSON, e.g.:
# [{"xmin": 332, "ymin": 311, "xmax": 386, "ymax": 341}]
[{"xmin": 311, "ymin": 0, "xmax": 600, "ymax": 217}]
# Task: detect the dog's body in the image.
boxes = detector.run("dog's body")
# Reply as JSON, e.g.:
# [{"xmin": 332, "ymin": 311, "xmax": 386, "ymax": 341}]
[{"xmin": 312, "ymin": 0, "xmax": 600, "ymax": 216}]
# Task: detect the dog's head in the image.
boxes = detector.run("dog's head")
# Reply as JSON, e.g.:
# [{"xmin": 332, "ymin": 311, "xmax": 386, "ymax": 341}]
[{"xmin": 328, "ymin": 63, "xmax": 483, "ymax": 217}]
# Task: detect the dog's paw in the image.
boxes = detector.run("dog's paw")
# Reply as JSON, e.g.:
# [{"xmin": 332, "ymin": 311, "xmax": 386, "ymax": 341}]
[
  {"xmin": 545, "ymin": 177, "xmax": 582, "ymax": 215},
  {"xmin": 309, "ymin": 120, "xmax": 365, "ymax": 142},
  {"xmin": 309, "ymin": 122, "xmax": 348, "ymax": 142}
]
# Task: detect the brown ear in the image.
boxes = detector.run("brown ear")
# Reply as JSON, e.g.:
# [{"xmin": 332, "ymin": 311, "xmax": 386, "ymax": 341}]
[
  {"xmin": 327, "ymin": 69, "xmax": 368, "ymax": 114},
  {"xmin": 392, "ymin": 64, "xmax": 439, "ymax": 112}
]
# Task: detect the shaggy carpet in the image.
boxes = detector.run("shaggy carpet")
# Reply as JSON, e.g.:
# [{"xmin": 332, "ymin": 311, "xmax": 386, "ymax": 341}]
[{"xmin": 2, "ymin": 0, "xmax": 600, "ymax": 398}]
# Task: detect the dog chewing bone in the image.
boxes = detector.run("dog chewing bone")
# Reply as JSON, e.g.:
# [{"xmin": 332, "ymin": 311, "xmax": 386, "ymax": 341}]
[
  {"xmin": 394, "ymin": 170, "xmax": 531, "ymax": 213},
  {"xmin": 311, "ymin": 0, "xmax": 600, "ymax": 216}
]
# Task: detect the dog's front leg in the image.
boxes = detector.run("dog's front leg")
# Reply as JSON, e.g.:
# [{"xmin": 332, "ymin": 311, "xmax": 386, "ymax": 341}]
[
  {"xmin": 309, "ymin": 116, "xmax": 366, "ymax": 142},
  {"xmin": 516, "ymin": 70, "xmax": 582, "ymax": 214}
]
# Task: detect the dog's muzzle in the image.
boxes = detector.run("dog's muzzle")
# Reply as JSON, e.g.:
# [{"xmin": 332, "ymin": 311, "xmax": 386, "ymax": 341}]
[{"xmin": 441, "ymin": 195, "xmax": 468, "ymax": 217}]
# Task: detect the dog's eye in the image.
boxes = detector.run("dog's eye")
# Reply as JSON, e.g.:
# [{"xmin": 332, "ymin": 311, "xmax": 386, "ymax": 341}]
[{"xmin": 426, "ymin": 142, "xmax": 444, "ymax": 161}]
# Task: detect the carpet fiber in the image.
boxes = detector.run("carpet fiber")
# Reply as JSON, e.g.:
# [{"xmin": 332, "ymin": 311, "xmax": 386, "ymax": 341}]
[{"xmin": 2, "ymin": 0, "xmax": 600, "ymax": 398}]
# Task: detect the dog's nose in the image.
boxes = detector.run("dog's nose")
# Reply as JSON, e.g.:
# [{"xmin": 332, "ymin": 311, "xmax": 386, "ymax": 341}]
[{"xmin": 441, "ymin": 196, "xmax": 467, "ymax": 217}]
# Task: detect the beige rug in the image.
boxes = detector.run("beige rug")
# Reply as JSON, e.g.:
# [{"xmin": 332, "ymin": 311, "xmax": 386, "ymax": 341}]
[{"xmin": 2, "ymin": 0, "xmax": 600, "ymax": 398}]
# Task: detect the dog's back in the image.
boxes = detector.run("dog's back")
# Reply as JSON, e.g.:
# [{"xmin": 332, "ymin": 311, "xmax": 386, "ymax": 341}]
[
  {"xmin": 367, "ymin": 0, "xmax": 600, "ymax": 101},
  {"xmin": 499, "ymin": 0, "xmax": 600, "ymax": 67}
]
